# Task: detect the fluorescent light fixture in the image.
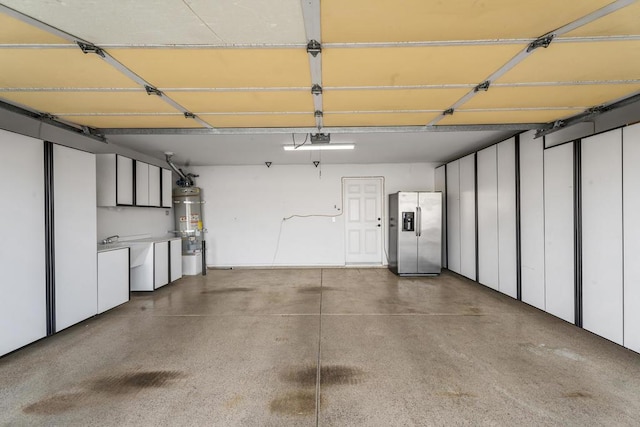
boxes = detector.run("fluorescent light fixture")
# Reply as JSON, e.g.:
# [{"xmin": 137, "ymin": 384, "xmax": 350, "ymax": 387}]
[{"xmin": 283, "ymin": 143, "xmax": 355, "ymax": 151}]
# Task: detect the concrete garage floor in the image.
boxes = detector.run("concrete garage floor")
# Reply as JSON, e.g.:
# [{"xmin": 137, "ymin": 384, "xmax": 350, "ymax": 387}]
[{"xmin": 2, "ymin": 269, "xmax": 640, "ymax": 426}]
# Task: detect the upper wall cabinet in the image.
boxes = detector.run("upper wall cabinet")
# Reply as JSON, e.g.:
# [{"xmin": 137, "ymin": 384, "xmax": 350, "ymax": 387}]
[
  {"xmin": 97, "ymin": 154, "xmax": 171, "ymax": 208},
  {"xmin": 162, "ymin": 168, "xmax": 173, "ymax": 208},
  {"xmin": 97, "ymin": 154, "xmax": 133, "ymax": 206}
]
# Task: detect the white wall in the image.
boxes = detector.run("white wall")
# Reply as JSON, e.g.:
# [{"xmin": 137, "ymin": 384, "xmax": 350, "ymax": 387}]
[
  {"xmin": 192, "ymin": 163, "xmax": 436, "ymax": 267},
  {"xmin": 97, "ymin": 206, "xmax": 174, "ymax": 241}
]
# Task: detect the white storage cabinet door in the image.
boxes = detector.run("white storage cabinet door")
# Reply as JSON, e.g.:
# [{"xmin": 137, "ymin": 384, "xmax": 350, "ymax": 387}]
[
  {"xmin": 544, "ymin": 143, "xmax": 575, "ymax": 323},
  {"xmin": 162, "ymin": 168, "xmax": 173, "ymax": 208},
  {"xmin": 446, "ymin": 160, "xmax": 461, "ymax": 274},
  {"xmin": 154, "ymin": 241, "xmax": 169, "ymax": 289},
  {"xmin": 497, "ymin": 138, "xmax": 517, "ymax": 298},
  {"xmin": 116, "ymin": 155, "xmax": 134, "ymax": 205},
  {"xmin": 519, "ymin": 132, "xmax": 546, "ymax": 310},
  {"xmin": 98, "ymin": 248, "xmax": 130, "ymax": 313},
  {"xmin": 135, "ymin": 161, "xmax": 149, "ymax": 206},
  {"xmin": 477, "ymin": 145, "xmax": 499, "ymax": 290},
  {"xmin": 582, "ymin": 129, "xmax": 623, "ymax": 344},
  {"xmin": 0, "ymin": 130, "xmax": 47, "ymax": 356},
  {"xmin": 170, "ymin": 239, "xmax": 183, "ymax": 282},
  {"xmin": 54, "ymin": 145, "xmax": 98, "ymax": 332},
  {"xmin": 434, "ymin": 166, "xmax": 447, "ymax": 268},
  {"xmin": 148, "ymin": 165, "xmax": 161, "ymax": 207},
  {"xmin": 459, "ymin": 154, "xmax": 476, "ymax": 281},
  {"xmin": 623, "ymin": 123, "xmax": 640, "ymax": 352}
]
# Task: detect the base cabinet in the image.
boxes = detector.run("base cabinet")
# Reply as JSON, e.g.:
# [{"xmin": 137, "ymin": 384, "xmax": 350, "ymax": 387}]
[
  {"xmin": 98, "ymin": 248, "xmax": 130, "ymax": 313},
  {"xmin": 170, "ymin": 239, "xmax": 182, "ymax": 282},
  {"xmin": 154, "ymin": 242, "xmax": 169, "ymax": 289},
  {"xmin": 130, "ymin": 239, "xmax": 182, "ymax": 291}
]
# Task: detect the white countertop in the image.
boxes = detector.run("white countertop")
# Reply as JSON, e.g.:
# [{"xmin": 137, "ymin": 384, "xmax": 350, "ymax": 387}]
[{"xmin": 97, "ymin": 235, "xmax": 180, "ymax": 253}]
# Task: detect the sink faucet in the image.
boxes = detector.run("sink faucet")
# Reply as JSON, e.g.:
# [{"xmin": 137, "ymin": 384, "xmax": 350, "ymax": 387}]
[{"xmin": 102, "ymin": 235, "xmax": 119, "ymax": 244}]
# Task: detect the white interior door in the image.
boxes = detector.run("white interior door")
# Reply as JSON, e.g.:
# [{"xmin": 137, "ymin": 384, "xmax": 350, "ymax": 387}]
[{"xmin": 344, "ymin": 178, "xmax": 383, "ymax": 265}]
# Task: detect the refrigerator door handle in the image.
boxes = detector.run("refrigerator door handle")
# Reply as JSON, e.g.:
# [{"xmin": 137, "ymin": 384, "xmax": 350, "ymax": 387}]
[{"xmin": 416, "ymin": 207, "xmax": 422, "ymax": 237}]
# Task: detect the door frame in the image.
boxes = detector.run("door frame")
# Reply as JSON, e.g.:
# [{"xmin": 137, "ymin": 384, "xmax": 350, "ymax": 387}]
[{"xmin": 342, "ymin": 176, "xmax": 385, "ymax": 266}]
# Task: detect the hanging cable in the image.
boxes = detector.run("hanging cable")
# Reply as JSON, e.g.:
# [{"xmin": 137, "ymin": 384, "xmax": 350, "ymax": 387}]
[{"xmin": 291, "ymin": 133, "xmax": 309, "ymax": 149}]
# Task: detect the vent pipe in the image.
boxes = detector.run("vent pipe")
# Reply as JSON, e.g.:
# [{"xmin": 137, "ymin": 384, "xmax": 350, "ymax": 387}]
[{"xmin": 165, "ymin": 152, "xmax": 197, "ymax": 187}]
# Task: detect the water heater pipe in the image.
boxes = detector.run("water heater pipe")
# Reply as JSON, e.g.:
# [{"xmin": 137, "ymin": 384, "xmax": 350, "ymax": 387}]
[{"xmin": 165, "ymin": 152, "xmax": 194, "ymax": 187}]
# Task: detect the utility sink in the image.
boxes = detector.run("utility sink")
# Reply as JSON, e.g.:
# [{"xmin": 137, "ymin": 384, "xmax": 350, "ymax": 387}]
[{"xmin": 98, "ymin": 242, "xmax": 151, "ymax": 268}]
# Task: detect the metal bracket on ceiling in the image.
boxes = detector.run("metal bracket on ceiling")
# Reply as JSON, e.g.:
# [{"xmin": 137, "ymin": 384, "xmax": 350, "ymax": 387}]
[
  {"xmin": 40, "ymin": 112, "xmax": 57, "ymax": 120},
  {"xmin": 81, "ymin": 125, "xmax": 103, "ymax": 139},
  {"xmin": 184, "ymin": 112, "xmax": 196, "ymax": 119},
  {"xmin": 443, "ymin": 108, "xmax": 455, "ymax": 116},
  {"xmin": 314, "ymin": 110, "xmax": 323, "ymax": 118},
  {"xmin": 307, "ymin": 40, "xmax": 322, "ymax": 57},
  {"xmin": 310, "ymin": 133, "xmax": 330, "ymax": 143},
  {"xmin": 474, "ymin": 80, "xmax": 491, "ymax": 92},
  {"xmin": 311, "ymin": 84, "xmax": 323, "ymax": 95},
  {"xmin": 76, "ymin": 41, "xmax": 105, "ymax": 57},
  {"xmin": 145, "ymin": 85, "xmax": 163, "ymax": 96},
  {"xmin": 527, "ymin": 34, "xmax": 555, "ymax": 53}
]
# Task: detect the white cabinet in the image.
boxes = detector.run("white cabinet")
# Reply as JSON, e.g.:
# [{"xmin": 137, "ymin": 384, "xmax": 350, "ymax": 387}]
[
  {"xmin": 98, "ymin": 248, "xmax": 130, "ymax": 313},
  {"xmin": 135, "ymin": 161, "xmax": 150, "ymax": 206},
  {"xmin": 582, "ymin": 129, "xmax": 623, "ymax": 344},
  {"xmin": 98, "ymin": 155, "xmax": 167, "ymax": 209},
  {"xmin": 148, "ymin": 165, "xmax": 161, "ymax": 207},
  {"xmin": 0, "ymin": 130, "xmax": 46, "ymax": 357},
  {"xmin": 154, "ymin": 241, "xmax": 169, "ymax": 289},
  {"xmin": 96, "ymin": 154, "xmax": 134, "ymax": 206},
  {"xmin": 544, "ymin": 142, "xmax": 575, "ymax": 324},
  {"xmin": 624, "ymin": 123, "xmax": 640, "ymax": 352},
  {"xmin": 130, "ymin": 238, "xmax": 181, "ymax": 291},
  {"xmin": 134, "ymin": 161, "xmax": 165, "ymax": 207},
  {"xmin": 170, "ymin": 238, "xmax": 183, "ymax": 282},
  {"xmin": 54, "ymin": 145, "xmax": 98, "ymax": 332},
  {"xmin": 162, "ymin": 168, "xmax": 173, "ymax": 208}
]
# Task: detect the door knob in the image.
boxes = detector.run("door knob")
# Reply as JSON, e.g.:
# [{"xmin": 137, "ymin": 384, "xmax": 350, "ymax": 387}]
[{"xmin": 377, "ymin": 224, "xmax": 381, "ymax": 227}]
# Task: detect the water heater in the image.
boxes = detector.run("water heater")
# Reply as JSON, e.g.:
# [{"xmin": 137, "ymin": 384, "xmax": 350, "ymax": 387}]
[{"xmin": 173, "ymin": 187, "xmax": 204, "ymax": 274}]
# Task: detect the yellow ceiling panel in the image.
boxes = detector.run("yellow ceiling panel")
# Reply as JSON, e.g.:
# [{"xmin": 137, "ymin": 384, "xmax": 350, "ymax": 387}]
[
  {"xmin": 464, "ymin": 84, "xmax": 640, "ymax": 109},
  {"xmin": 201, "ymin": 114, "xmax": 316, "ymax": 128},
  {"xmin": 438, "ymin": 109, "xmax": 583, "ymax": 125},
  {"xmin": 59, "ymin": 115, "xmax": 204, "ymax": 128},
  {"xmin": 0, "ymin": 91, "xmax": 178, "ymax": 114},
  {"xmin": 324, "ymin": 88, "xmax": 469, "ymax": 111},
  {"xmin": 110, "ymin": 49, "xmax": 311, "ymax": 88},
  {"xmin": 321, "ymin": 0, "xmax": 613, "ymax": 42},
  {"xmin": 0, "ymin": 49, "xmax": 139, "ymax": 88},
  {"xmin": 165, "ymin": 91, "xmax": 314, "ymax": 113},
  {"xmin": 323, "ymin": 45, "xmax": 524, "ymax": 86},
  {"xmin": 563, "ymin": 1, "xmax": 640, "ymax": 37},
  {"xmin": 324, "ymin": 112, "xmax": 440, "ymax": 127},
  {"xmin": 0, "ymin": 13, "xmax": 68, "ymax": 44},
  {"xmin": 498, "ymin": 41, "xmax": 640, "ymax": 83}
]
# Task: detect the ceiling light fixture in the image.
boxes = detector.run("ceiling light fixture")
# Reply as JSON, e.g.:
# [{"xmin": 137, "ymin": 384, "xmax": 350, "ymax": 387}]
[{"xmin": 283, "ymin": 143, "xmax": 355, "ymax": 151}]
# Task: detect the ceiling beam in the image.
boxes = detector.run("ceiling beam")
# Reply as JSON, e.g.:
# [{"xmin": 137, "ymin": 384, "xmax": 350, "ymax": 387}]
[
  {"xmin": 301, "ymin": 0, "xmax": 323, "ymax": 130},
  {"xmin": 99, "ymin": 123, "xmax": 543, "ymax": 136},
  {"xmin": 0, "ymin": 99, "xmax": 106, "ymax": 142},
  {"xmin": 535, "ymin": 91, "xmax": 640, "ymax": 138}
]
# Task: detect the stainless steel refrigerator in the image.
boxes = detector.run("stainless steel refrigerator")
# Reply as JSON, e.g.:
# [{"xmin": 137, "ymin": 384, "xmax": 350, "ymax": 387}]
[{"xmin": 388, "ymin": 191, "xmax": 442, "ymax": 276}]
